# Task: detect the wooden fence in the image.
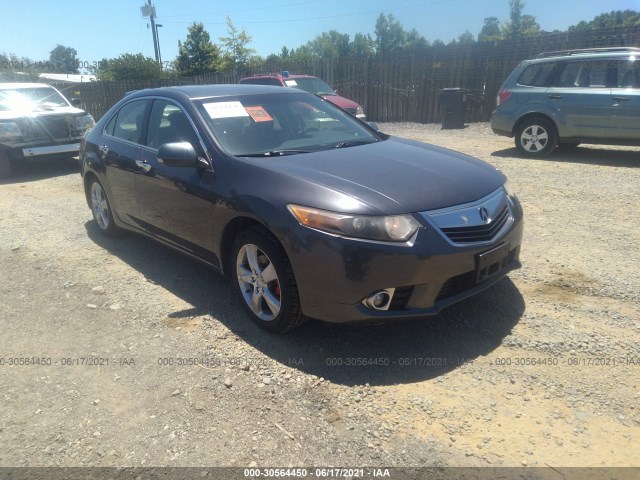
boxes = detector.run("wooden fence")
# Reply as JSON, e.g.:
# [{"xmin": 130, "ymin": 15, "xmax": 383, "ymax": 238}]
[{"xmin": 10, "ymin": 26, "xmax": 637, "ymax": 124}]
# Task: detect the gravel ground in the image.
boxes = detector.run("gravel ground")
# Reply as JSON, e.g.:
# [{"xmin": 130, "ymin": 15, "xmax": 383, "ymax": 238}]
[{"xmin": 0, "ymin": 123, "xmax": 639, "ymax": 473}]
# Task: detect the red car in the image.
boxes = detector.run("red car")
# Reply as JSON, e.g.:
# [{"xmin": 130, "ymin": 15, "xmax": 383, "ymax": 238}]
[{"xmin": 239, "ymin": 73, "xmax": 366, "ymax": 121}]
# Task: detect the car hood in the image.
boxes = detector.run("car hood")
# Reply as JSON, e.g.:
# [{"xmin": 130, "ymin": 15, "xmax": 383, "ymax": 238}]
[
  {"xmin": 321, "ymin": 94, "xmax": 361, "ymax": 110},
  {"xmin": 0, "ymin": 105, "xmax": 86, "ymax": 120},
  {"xmin": 260, "ymin": 137, "xmax": 506, "ymax": 215}
]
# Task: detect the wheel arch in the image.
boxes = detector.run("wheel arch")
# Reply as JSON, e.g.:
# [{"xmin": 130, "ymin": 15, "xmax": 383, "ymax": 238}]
[{"xmin": 220, "ymin": 216, "xmax": 270, "ymax": 278}]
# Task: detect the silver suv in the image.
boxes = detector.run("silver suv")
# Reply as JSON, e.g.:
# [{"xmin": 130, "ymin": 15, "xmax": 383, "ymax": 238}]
[{"xmin": 490, "ymin": 47, "xmax": 640, "ymax": 157}]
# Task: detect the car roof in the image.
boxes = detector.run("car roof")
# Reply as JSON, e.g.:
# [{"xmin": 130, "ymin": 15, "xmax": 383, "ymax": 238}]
[
  {"xmin": 241, "ymin": 74, "xmax": 317, "ymax": 80},
  {"xmin": 128, "ymin": 83, "xmax": 307, "ymax": 100},
  {"xmin": 0, "ymin": 82, "xmax": 55, "ymax": 90},
  {"xmin": 527, "ymin": 51, "xmax": 639, "ymax": 64}
]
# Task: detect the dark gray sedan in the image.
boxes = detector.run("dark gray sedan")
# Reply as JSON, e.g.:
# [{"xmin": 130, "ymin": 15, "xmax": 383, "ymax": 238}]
[{"xmin": 80, "ymin": 85, "xmax": 523, "ymax": 332}]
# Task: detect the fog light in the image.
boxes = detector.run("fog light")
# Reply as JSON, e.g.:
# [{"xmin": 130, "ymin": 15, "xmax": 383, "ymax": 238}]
[{"xmin": 363, "ymin": 288, "xmax": 395, "ymax": 311}]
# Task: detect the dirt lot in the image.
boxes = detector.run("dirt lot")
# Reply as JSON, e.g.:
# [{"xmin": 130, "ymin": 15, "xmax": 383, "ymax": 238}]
[{"xmin": 0, "ymin": 123, "xmax": 639, "ymax": 475}]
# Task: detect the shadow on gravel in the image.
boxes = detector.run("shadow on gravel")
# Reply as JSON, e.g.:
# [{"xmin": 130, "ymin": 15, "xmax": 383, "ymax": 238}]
[
  {"xmin": 0, "ymin": 157, "xmax": 80, "ymax": 185},
  {"xmin": 491, "ymin": 146, "xmax": 640, "ymax": 168},
  {"xmin": 86, "ymin": 221, "xmax": 525, "ymax": 387}
]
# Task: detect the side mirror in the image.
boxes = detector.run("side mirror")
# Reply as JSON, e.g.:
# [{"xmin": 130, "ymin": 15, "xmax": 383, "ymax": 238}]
[{"xmin": 157, "ymin": 142, "xmax": 200, "ymax": 168}]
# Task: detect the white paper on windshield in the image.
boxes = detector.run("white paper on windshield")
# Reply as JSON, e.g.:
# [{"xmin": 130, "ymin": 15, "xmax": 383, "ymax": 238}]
[
  {"xmin": 203, "ymin": 101, "xmax": 249, "ymax": 119},
  {"xmin": 284, "ymin": 80, "xmax": 298, "ymax": 87}
]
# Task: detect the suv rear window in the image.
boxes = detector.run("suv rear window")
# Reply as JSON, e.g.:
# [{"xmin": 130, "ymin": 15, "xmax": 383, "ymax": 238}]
[{"xmin": 517, "ymin": 63, "xmax": 556, "ymax": 87}]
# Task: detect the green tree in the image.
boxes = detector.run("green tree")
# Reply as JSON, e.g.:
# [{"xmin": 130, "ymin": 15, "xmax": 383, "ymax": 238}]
[
  {"xmin": 306, "ymin": 30, "xmax": 351, "ymax": 58},
  {"xmin": 478, "ymin": 17, "xmax": 502, "ymax": 42},
  {"xmin": 457, "ymin": 30, "xmax": 476, "ymax": 45},
  {"xmin": 48, "ymin": 44, "xmax": 79, "ymax": 73},
  {"xmin": 350, "ymin": 33, "xmax": 375, "ymax": 56},
  {"xmin": 219, "ymin": 17, "xmax": 255, "ymax": 71},
  {"xmin": 502, "ymin": 0, "xmax": 540, "ymax": 38},
  {"xmin": 375, "ymin": 13, "xmax": 407, "ymax": 54},
  {"xmin": 98, "ymin": 53, "xmax": 161, "ymax": 81},
  {"xmin": 569, "ymin": 10, "xmax": 640, "ymax": 31},
  {"xmin": 176, "ymin": 22, "xmax": 225, "ymax": 76},
  {"xmin": 405, "ymin": 29, "xmax": 429, "ymax": 52}
]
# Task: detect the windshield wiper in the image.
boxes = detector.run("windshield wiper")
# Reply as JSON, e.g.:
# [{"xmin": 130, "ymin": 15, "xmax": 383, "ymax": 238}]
[
  {"xmin": 333, "ymin": 140, "xmax": 375, "ymax": 149},
  {"xmin": 236, "ymin": 149, "xmax": 311, "ymax": 157}
]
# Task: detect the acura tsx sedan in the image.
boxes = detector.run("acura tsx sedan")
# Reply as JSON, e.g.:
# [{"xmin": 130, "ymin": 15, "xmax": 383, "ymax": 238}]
[{"xmin": 80, "ymin": 84, "xmax": 523, "ymax": 332}]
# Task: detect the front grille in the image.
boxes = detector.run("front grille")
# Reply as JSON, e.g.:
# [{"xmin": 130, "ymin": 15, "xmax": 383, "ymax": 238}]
[
  {"xmin": 25, "ymin": 117, "xmax": 71, "ymax": 140},
  {"xmin": 436, "ymin": 271, "xmax": 477, "ymax": 302},
  {"xmin": 435, "ymin": 246, "xmax": 519, "ymax": 302},
  {"xmin": 440, "ymin": 205, "xmax": 510, "ymax": 244},
  {"xmin": 389, "ymin": 286, "xmax": 414, "ymax": 310}
]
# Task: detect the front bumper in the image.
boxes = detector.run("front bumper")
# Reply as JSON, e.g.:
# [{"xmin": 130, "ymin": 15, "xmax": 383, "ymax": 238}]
[
  {"xmin": 284, "ymin": 197, "xmax": 524, "ymax": 323},
  {"xmin": 22, "ymin": 143, "xmax": 80, "ymax": 157}
]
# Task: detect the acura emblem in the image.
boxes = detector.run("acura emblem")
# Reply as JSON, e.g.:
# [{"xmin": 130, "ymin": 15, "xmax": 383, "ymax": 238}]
[{"xmin": 479, "ymin": 207, "xmax": 491, "ymax": 223}]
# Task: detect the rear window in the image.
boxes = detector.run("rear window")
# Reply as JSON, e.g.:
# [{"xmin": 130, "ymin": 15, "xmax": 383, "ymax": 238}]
[{"xmin": 517, "ymin": 63, "xmax": 556, "ymax": 87}]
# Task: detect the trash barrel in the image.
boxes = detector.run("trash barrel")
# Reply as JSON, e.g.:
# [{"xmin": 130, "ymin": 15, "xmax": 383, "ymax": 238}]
[{"xmin": 439, "ymin": 88, "xmax": 467, "ymax": 129}]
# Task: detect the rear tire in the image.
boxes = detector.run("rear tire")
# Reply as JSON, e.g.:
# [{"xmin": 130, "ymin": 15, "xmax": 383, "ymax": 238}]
[
  {"xmin": 88, "ymin": 177, "xmax": 120, "ymax": 236},
  {"xmin": 515, "ymin": 118, "xmax": 557, "ymax": 157},
  {"xmin": 231, "ymin": 226, "xmax": 307, "ymax": 333}
]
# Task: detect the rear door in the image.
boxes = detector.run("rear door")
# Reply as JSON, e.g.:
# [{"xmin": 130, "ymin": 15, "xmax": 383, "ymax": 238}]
[
  {"xmin": 549, "ymin": 60, "xmax": 612, "ymax": 139},
  {"xmin": 608, "ymin": 59, "xmax": 640, "ymax": 140}
]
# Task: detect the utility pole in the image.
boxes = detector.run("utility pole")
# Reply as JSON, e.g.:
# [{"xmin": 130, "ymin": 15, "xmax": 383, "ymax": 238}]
[{"xmin": 141, "ymin": 1, "xmax": 161, "ymax": 67}]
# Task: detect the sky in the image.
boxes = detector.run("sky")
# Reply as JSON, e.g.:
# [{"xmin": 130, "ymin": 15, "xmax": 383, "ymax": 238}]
[{"xmin": 1, "ymin": 0, "xmax": 638, "ymax": 71}]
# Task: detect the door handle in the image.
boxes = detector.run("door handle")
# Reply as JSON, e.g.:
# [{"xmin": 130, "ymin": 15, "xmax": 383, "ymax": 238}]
[
  {"xmin": 612, "ymin": 96, "xmax": 630, "ymax": 102},
  {"xmin": 135, "ymin": 160, "xmax": 152, "ymax": 172},
  {"xmin": 98, "ymin": 145, "xmax": 109, "ymax": 156},
  {"xmin": 548, "ymin": 95, "xmax": 563, "ymax": 99}
]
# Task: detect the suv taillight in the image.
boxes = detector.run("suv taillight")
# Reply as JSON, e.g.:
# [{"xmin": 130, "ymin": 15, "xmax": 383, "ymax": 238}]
[{"xmin": 496, "ymin": 90, "xmax": 512, "ymax": 106}]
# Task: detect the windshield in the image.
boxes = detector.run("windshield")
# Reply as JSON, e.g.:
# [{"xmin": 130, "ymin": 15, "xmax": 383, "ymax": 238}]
[
  {"xmin": 196, "ymin": 92, "xmax": 379, "ymax": 157},
  {"xmin": 287, "ymin": 77, "xmax": 335, "ymax": 95},
  {"xmin": 0, "ymin": 87, "xmax": 69, "ymax": 112}
]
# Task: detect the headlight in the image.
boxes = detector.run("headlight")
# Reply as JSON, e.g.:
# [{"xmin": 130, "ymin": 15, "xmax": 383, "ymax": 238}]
[
  {"xmin": 0, "ymin": 122, "xmax": 22, "ymax": 141},
  {"xmin": 288, "ymin": 204, "xmax": 421, "ymax": 242},
  {"xmin": 75, "ymin": 114, "xmax": 95, "ymax": 131},
  {"xmin": 503, "ymin": 180, "xmax": 517, "ymax": 198}
]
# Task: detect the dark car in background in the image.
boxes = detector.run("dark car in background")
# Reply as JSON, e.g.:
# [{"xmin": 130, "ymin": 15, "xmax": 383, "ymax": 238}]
[
  {"xmin": 491, "ymin": 47, "xmax": 640, "ymax": 157},
  {"xmin": 0, "ymin": 82, "xmax": 95, "ymax": 177},
  {"xmin": 80, "ymin": 84, "xmax": 523, "ymax": 333},
  {"xmin": 239, "ymin": 73, "xmax": 367, "ymax": 120}
]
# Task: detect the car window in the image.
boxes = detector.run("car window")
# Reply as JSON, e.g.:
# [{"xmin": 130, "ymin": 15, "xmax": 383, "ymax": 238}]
[
  {"xmin": 517, "ymin": 62, "xmax": 556, "ymax": 87},
  {"xmin": 146, "ymin": 99, "xmax": 199, "ymax": 149},
  {"xmin": 196, "ymin": 92, "xmax": 379, "ymax": 157},
  {"xmin": 290, "ymin": 77, "xmax": 335, "ymax": 95},
  {"xmin": 555, "ymin": 62, "xmax": 581, "ymax": 87},
  {"xmin": 616, "ymin": 60, "xmax": 640, "ymax": 88},
  {"xmin": 241, "ymin": 78, "xmax": 282, "ymax": 86},
  {"xmin": 111, "ymin": 100, "xmax": 148, "ymax": 144}
]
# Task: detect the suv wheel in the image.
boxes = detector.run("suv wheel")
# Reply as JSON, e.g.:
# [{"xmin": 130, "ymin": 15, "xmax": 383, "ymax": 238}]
[{"xmin": 515, "ymin": 118, "xmax": 557, "ymax": 157}]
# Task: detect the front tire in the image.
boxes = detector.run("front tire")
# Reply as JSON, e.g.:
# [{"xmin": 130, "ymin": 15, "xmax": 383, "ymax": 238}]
[
  {"xmin": 89, "ymin": 178, "xmax": 120, "ymax": 236},
  {"xmin": 515, "ymin": 118, "xmax": 557, "ymax": 157},
  {"xmin": 231, "ymin": 226, "xmax": 306, "ymax": 333}
]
